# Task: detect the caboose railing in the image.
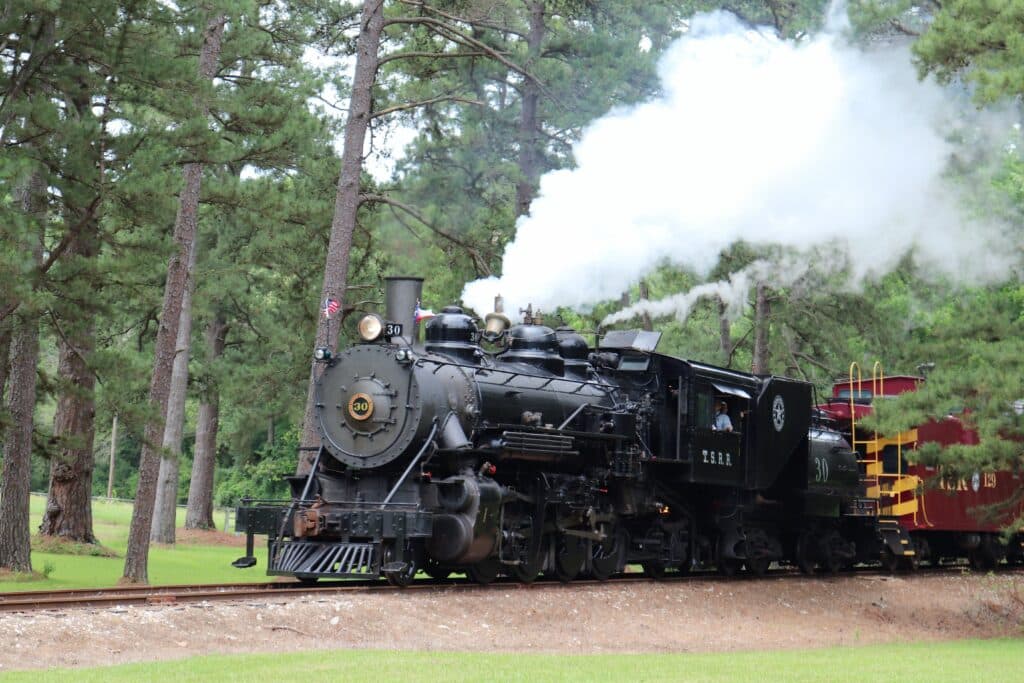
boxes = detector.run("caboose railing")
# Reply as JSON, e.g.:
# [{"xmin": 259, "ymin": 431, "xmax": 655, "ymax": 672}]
[{"xmin": 848, "ymin": 362, "xmax": 920, "ymax": 522}]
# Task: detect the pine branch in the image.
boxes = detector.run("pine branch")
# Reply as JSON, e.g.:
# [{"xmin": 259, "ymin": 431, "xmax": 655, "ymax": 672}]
[
  {"xmin": 394, "ymin": 0, "xmax": 530, "ymax": 40},
  {"xmin": 0, "ymin": 195, "xmax": 102, "ymax": 323},
  {"xmin": 383, "ymin": 15, "xmax": 548, "ymax": 95},
  {"xmin": 377, "ymin": 49, "xmax": 489, "ymax": 67},
  {"xmin": 726, "ymin": 326, "xmax": 754, "ymax": 368},
  {"xmin": 360, "ymin": 193, "xmax": 493, "ymax": 276},
  {"xmin": 227, "ymin": 292, "xmax": 265, "ymax": 343},
  {"xmin": 46, "ymin": 310, "xmax": 104, "ymax": 386},
  {"xmin": 889, "ymin": 19, "xmax": 921, "ymax": 37},
  {"xmin": 0, "ymin": 15, "xmax": 58, "ymax": 131},
  {"xmin": 370, "ymin": 94, "xmax": 484, "ymax": 120},
  {"xmin": 793, "ymin": 350, "xmax": 835, "ymax": 376}
]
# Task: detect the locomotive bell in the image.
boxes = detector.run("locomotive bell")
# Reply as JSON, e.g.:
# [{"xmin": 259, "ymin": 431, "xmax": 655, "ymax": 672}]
[
  {"xmin": 482, "ymin": 293, "xmax": 510, "ymax": 339},
  {"xmin": 484, "ymin": 311, "xmax": 510, "ymax": 337}
]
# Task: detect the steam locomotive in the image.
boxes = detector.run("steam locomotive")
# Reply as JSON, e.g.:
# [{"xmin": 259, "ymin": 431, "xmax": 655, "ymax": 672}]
[{"xmin": 234, "ymin": 276, "xmax": 939, "ymax": 585}]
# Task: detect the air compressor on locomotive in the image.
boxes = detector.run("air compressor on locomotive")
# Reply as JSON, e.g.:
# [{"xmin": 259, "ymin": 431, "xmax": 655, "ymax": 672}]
[{"xmin": 233, "ymin": 277, "xmax": 913, "ymax": 585}]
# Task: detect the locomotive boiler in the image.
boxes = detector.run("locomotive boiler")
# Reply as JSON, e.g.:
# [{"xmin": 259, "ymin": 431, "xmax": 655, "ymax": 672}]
[{"xmin": 234, "ymin": 276, "xmax": 907, "ymax": 585}]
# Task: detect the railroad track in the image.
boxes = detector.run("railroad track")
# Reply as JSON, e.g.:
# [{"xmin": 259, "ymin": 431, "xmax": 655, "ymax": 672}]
[
  {"xmin": 0, "ymin": 581, "xmax": 372, "ymax": 613},
  {"xmin": 0, "ymin": 575, "xmax": 651, "ymax": 613},
  {"xmin": 0, "ymin": 564, "xmax": 1015, "ymax": 614}
]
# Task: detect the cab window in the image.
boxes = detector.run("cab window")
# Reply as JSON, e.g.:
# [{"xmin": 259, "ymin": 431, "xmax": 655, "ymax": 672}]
[{"xmin": 695, "ymin": 385, "xmax": 714, "ymax": 430}]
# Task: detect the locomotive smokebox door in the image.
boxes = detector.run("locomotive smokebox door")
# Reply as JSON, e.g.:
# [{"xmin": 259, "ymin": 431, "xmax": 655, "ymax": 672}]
[
  {"xmin": 748, "ymin": 377, "xmax": 812, "ymax": 490},
  {"xmin": 314, "ymin": 344, "xmax": 425, "ymax": 469}
]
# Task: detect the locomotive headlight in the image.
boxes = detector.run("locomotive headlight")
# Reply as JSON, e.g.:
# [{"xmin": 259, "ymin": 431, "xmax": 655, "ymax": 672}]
[
  {"xmin": 313, "ymin": 346, "xmax": 332, "ymax": 361},
  {"xmin": 357, "ymin": 313, "xmax": 384, "ymax": 342}
]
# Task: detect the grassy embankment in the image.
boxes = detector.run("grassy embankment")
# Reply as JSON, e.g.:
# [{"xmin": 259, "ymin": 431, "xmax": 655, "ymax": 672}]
[
  {"xmin": 0, "ymin": 496, "xmax": 268, "ymax": 591},
  {"xmin": 1, "ymin": 640, "xmax": 1023, "ymax": 682}
]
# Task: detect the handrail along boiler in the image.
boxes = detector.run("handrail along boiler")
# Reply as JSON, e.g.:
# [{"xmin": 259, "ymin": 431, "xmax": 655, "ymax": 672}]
[{"xmin": 234, "ymin": 276, "xmax": 912, "ymax": 584}]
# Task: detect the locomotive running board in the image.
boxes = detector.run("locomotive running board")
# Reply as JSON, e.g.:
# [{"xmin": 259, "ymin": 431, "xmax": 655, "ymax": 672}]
[{"xmin": 269, "ymin": 540, "xmax": 379, "ymax": 578}]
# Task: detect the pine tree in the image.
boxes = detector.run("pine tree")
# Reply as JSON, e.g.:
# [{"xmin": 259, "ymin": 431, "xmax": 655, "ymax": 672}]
[
  {"xmin": 122, "ymin": 8, "xmax": 227, "ymax": 584},
  {"xmin": 150, "ymin": 237, "xmax": 198, "ymax": 544},
  {"xmin": 0, "ymin": 169, "xmax": 45, "ymax": 573},
  {"xmin": 184, "ymin": 314, "xmax": 228, "ymax": 529}
]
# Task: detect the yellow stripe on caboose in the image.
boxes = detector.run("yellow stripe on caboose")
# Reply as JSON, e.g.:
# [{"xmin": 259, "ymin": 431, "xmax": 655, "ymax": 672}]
[{"xmin": 880, "ymin": 498, "xmax": 919, "ymax": 517}]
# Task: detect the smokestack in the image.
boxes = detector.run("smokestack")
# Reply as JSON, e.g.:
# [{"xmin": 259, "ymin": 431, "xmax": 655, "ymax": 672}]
[{"xmin": 385, "ymin": 276, "xmax": 424, "ymax": 344}]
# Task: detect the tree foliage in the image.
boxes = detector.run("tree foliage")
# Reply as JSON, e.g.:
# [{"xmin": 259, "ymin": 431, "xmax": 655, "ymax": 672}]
[{"xmin": 1, "ymin": 0, "xmax": 1023, "ymax": 560}]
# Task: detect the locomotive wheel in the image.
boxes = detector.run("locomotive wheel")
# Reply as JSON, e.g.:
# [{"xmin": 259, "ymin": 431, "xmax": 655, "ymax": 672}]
[
  {"xmin": 590, "ymin": 526, "xmax": 626, "ymax": 581},
  {"xmin": 383, "ymin": 541, "xmax": 422, "ymax": 588},
  {"xmin": 641, "ymin": 561, "xmax": 667, "ymax": 579},
  {"xmin": 467, "ymin": 557, "xmax": 500, "ymax": 585},
  {"xmin": 296, "ymin": 575, "xmax": 319, "ymax": 586},
  {"xmin": 746, "ymin": 557, "xmax": 771, "ymax": 577},
  {"xmin": 911, "ymin": 536, "xmax": 930, "ymax": 569},
  {"xmin": 880, "ymin": 547, "xmax": 900, "ymax": 573},
  {"xmin": 820, "ymin": 553, "xmax": 843, "ymax": 575},
  {"xmin": 968, "ymin": 538, "xmax": 999, "ymax": 571},
  {"xmin": 513, "ymin": 554, "xmax": 544, "ymax": 583},
  {"xmin": 552, "ymin": 535, "xmax": 586, "ymax": 583},
  {"xmin": 817, "ymin": 530, "xmax": 848, "ymax": 575},
  {"xmin": 510, "ymin": 524, "xmax": 545, "ymax": 583},
  {"xmin": 718, "ymin": 558, "xmax": 742, "ymax": 577},
  {"xmin": 423, "ymin": 558, "xmax": 453, "ymax": 581},
  {"xmin": 795, "ymin": 532, "xmax": 816, "ymax": 575}
]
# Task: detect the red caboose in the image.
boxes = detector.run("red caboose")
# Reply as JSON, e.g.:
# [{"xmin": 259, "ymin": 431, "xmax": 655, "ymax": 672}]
[{"xmin": 818, "ymin": 363, "xmax": 1024, "ymax": 569}]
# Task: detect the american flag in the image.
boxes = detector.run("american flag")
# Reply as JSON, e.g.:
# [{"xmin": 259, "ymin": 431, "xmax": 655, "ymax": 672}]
[{"xmin": 323, "ymin": 298, "xmax": 340, "ymax": 320}]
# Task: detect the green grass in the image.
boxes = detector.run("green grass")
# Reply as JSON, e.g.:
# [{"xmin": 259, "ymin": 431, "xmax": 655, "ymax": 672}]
[
  {"xmin": 0, "ymin": 496, "xmax": 268, "ymax": 591},
  {"xmin": 1, "ymin": 640, "xmax": 1022, "ymax": 682}
]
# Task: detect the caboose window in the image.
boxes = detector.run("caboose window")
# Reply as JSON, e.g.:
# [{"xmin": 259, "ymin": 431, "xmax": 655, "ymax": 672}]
[{"xmin": 836, "ymin": 389, "xmax": 872, "ymax": 399}]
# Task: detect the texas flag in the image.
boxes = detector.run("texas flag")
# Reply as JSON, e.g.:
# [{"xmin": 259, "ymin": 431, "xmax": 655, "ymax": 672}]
[{"xmin": 414, "ymin": 300, "xmax": 435, "ymax": 322}]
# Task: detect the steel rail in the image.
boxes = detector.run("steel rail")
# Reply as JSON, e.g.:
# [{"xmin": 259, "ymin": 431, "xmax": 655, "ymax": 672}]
[{"xmin": 0, "ymin": 563, "xmax": 1018, "ymax": 614}]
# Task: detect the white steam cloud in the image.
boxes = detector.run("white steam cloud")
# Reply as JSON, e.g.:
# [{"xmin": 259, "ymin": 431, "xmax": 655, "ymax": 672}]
[
  {"xmin": 602, "ymin": 257, "xmax": 812, "ymax": 326},
  {"xmin": 462, "ymin": 9, "xmax": 1014, "ymax": 324}
]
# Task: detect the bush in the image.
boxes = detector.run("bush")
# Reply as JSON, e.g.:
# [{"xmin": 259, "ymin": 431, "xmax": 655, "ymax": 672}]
[{"xmin": 214, "ymin": 425, "xmax": 299, "ymax": 505}]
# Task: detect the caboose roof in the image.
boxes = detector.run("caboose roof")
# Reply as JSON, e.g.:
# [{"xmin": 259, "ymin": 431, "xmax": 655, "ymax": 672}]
[{"xmin": 831, "ymin": 375, "xmax": 922, "ymax": 398}]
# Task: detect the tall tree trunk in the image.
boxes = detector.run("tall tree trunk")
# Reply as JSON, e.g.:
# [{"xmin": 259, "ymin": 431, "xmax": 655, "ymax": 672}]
[
  {"xmin": 40, "ymin": 318, "xmax": 97, "ymax": 542},
  {"xmin": 0, "ymin": 313, "xmax": 41, "ymax": 573},
  {"xmin": 151, "ymin": 238, "xmax": 199, "ymax": 544},
  {"xmin": 106, "ymin": 413, "xmax": 118, "ymax": 499},
  {"xmin": 0, "ymin": 170, "xmax": 45, "ymax": 573},
  {"xmin": 185, "ymin": 315, "xmax": 227, "ymax": 530},
  {"xmin": 122, "ymin": 12, "xmax": 225, "ymax": 584},
  {"xmin": 298, "ymin": 0, "xmax": 384, "ymax": 474},
  {"xmin": 718, "ymin": 298, "xmax": 732, "ymax": 367},
  {"xmin": 638, "ymin": 280, "xmax": 654, "ymax": 332},
  {"xmin": 39, "ymin": 235, "xmax": 100, "ymax": 541},
  {"xmin": 752, "ymin": 283, "xmax": 771, "ymax": 375},
  {"xmin": 0, "ymin": 320, "xmax": 11, "ymax": 404},
  {"xmin": 514, "ymin": 0, "xmax": 545, "ymax": 217},
  {"xmin": 40, "ymin": 158, "xmax": 101, "ymax": 542}
]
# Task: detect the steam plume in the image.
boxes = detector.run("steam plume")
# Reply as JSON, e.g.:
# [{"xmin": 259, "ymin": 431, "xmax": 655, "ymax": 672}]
[{"xmin": 461, "ymin": 9, "xmax": 1016, "ymax": 323}]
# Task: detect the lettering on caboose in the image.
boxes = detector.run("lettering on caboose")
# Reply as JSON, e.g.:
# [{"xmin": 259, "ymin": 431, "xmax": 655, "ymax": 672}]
[{"xmin": 936, "ymin": 468, "xmax": 998, "ymax": 492}]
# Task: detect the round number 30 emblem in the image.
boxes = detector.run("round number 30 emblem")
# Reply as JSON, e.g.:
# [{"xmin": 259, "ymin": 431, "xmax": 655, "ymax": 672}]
[
  {"xmin": 772, "ymin": 395, "xmax": 785, "ymax": 432},
  {"xmin": 348, "ymin": 393, "xmax": 374, "ymax": 421}
]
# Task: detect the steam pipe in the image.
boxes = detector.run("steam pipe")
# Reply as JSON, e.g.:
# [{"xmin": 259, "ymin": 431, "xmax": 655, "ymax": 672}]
[{"xmin": 380, "ymin": 419, "xmax": 440, "ymax": 508}]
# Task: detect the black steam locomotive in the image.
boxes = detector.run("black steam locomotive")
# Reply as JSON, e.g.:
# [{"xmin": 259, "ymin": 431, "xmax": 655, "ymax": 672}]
[{"xmin": 234, "ymin": 277, "xmax": 913, "ymax": 585}]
